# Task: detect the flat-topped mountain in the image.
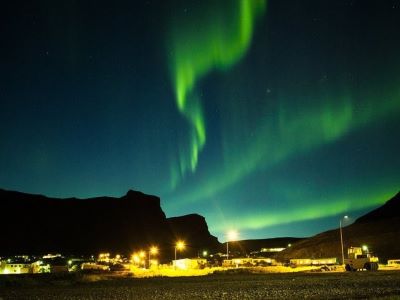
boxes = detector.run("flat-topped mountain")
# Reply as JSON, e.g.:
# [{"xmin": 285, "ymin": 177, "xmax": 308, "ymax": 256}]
[
  {"xmin": 0, "ymin": 189, "xmax": 220, "ymax": 258},
  {"xmin": 168, "ymin": 214, "xmax": 220, "ymax": 251}
]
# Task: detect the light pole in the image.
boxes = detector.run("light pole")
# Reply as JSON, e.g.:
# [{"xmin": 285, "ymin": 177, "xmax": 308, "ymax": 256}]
[
  {"xmin": 139, "ymin": 251, "xmax": 146, "ymax": 268},
  {"xmin": 174, "ymin": 241, "xmax": 185, "ymax": 262},
  {"xmin": 226, "ymin": 230, "xmax": 238, "ymax": 260},
  {"xmin": 340, "ymin": 215, "xmax": 349, "ymax": 265},
  {"xmin": 148, "ymin": 246, "xmax": 158, "ymax": 268}
]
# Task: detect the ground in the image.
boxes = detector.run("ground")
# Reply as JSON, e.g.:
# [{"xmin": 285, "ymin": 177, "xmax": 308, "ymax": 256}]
[{"xmin": 1, "ymin": 270, "xmax": 400, "ymax": 299}]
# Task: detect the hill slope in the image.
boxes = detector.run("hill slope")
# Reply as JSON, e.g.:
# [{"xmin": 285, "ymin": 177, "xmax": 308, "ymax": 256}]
[
  {"xmin": 277, "ymin": 192, "xmax": 400, "ymax": 262},
  {"xmin": 222, "ymin": 237, "xmax": 304, "ymax": 255}
]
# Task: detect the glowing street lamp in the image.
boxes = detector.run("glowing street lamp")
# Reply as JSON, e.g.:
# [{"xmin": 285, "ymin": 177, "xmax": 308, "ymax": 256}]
[
  {"xmin": 175, "ymin": 240, "xmax": 185, "ymax": 261},
  {"xmin": 131, "ymin": 253, "xmax": 140, "ymax": 266},
  {"xmin": 148, "ymin": 246, "xmax": 158, "ymax": 268},
  {"xmin": 139, "ymin": 251, "xmax": 146, "ymax": 268},
  {"xmin": 340, "ymin": 215, "xmax": 349, "ymax": 265},
  {"xmin": 226, "ymin": 230, "xmax": 238, "ymax": 260}
]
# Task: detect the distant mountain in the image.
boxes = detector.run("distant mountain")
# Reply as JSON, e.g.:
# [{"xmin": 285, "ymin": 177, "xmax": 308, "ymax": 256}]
[
  {"xmin": 0, "ymin": 189, "xmax": 220, "ymax": 258},
  {"xmin": 276, "ymin": 192, "xmax": 400, "ymax": 262},
  {"xmin": 222, "ymin": 238, "xmax": 304, "ymax": 255}
]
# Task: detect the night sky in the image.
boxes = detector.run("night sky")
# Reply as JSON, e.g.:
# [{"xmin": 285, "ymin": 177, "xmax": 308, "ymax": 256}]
[{"xmin": 1, "ymin": 0, "xmax": 400, "ymax": 241}]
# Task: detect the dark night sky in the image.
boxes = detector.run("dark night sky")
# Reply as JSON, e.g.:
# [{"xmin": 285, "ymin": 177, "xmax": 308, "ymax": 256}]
[{"xmin": 1, "ymin": 0, "xmax": 399, "ymax": 241}]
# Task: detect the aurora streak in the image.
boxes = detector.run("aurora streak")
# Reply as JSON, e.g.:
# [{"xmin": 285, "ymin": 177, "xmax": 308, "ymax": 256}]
[{"xmin": 168, "ymin": 0, "xmax": 266, "ymax": 185}]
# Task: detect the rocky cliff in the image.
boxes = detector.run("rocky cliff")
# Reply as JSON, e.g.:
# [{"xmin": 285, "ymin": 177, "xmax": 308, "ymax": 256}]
[
  {"xmin": 167, "ymin": 214, "xmax": 220, "ymax": 256},
  {"xmin": 0, "ymin": 189, "xmax": 220, "ymax": 257}
]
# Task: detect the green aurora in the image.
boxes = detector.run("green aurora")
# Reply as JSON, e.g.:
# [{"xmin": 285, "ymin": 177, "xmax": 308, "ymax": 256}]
[
  {"xmin": 174, "ymin": 89, "xmax": 400, "ymax": 205},
  {"xmin": 168, "ymin": 83, "xmax": 400, "ymax": 234},
  {"xmin": 168, "ymin": 0, "xmax": 266, "ymax": 187},
  {"xmin": 164, "ymin": 0, "xmax": 400, "ymax": 237}
]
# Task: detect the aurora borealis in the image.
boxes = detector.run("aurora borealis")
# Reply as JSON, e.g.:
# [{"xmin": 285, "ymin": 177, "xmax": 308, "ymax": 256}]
[
  {"xmin": 1, "ymin": 0, "xmax": 399, "ymax": 240},
  {"xmin": 167, "ymin": 0, "xmax": 265, "ymax": 185}
]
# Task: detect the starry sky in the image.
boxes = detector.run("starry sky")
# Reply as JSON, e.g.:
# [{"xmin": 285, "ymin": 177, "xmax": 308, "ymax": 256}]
[{"xmin": 1, "ymin": 0, "xmax": 400, "ymax": 241}]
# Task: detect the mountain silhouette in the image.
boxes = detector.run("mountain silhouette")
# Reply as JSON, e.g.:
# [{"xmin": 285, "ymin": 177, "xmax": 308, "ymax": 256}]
[{"xmin": 0, "ymin": 188, "xmax": 220, "ymax": 259}]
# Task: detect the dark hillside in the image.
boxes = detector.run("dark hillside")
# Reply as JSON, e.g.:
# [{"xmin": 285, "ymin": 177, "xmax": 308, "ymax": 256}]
[
  {"xmin": 276, "ymin": 192, "xmax": 400, "ymax": 262},
  {"xmin": 0, "ymin": 189, "xmax": 220, "ymax": 257}
]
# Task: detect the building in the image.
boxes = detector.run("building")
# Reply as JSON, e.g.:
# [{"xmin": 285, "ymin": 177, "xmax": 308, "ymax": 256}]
[
  {"xmin": 388, "ymin": 259, "xmax": 400, "ymax": 266},
  {"xmin": 290, "ymin": 258, "xmax": 338, "ymax": 266},
  {"xmin": 172, "ymin": 258, "xmax": 207, "ymax": 270},
  {"xmin": 0, "ymin": 261, "xmax": 31, "ymax": 274},
  {"xmin": 223, "ymin": 257, "xmax": 277, "ymax": 267},
  {"xmin": 0, "ymin": 256, "xmax": 34, "ymax": 275}
]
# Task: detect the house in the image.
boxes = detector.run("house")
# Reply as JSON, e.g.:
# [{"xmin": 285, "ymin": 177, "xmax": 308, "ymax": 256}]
[
  {"xmin": 172, "ymin": 258, "xmax": 207, "ymax": 270},
  {"xmin": 0, "ymin": 261, "xmax": 31, "ymax": 274},
  {"xmin": 223, "ymin": 257, "xmax": 277, "ymax": 267}
]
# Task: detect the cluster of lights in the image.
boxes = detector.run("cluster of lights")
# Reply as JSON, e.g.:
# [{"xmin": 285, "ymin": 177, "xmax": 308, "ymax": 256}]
[
  {"xmin": 98, "ymin": 253, "xmax": 111, "ymax": 263},
  {"xmin": 131, "ymin": 246, "xmax": 160, "ymax": 268},
  {"xmin": 131, "ymin": 251, "xmax": 146, "ymax": 266}
]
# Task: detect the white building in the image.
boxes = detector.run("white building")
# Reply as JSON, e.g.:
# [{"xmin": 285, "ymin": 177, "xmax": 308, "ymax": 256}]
[
  {"xmin": 0, "ymin": 261, "xmax": 31, "ymax": 274},
  {"xmin": 172, "ymin": 258, "xmax": 207, "ymax": 270}
]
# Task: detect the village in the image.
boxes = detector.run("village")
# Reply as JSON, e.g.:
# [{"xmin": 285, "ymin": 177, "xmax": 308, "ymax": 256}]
[{"xmin": 2, "ymin": 242, "xmax": 400, "ymax": 276}]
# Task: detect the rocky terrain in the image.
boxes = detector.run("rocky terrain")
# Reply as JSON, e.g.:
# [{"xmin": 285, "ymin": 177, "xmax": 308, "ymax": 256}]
[{"xmin": 1, "ymin": 271, "xmax": 400, "ymax": 299}]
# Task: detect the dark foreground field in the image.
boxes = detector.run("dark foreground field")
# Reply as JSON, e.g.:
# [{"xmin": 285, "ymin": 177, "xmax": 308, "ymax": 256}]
[{"xmin": 1, "ymin": 271, "xmax": 400, "ymax": 300}]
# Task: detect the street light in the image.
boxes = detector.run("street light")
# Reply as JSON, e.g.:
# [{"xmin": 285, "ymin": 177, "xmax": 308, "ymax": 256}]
[
  {"xmin": 139, "ymin": 251, "xmax": 146, "ymax": 268},
  {"xmin": 148, "ymin": 246, "xmax": 158, "ymax": 268},
  {"xmin": 226, "ymin": 230, "xmax": 238, "ymax": 260},
  {"xmin": 175, "ymin": 240, "xmax": 185, "ymax": 261},
  {"xmin": 340, "ymin": 215, "xmax": 349, "ymax": 265}
]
